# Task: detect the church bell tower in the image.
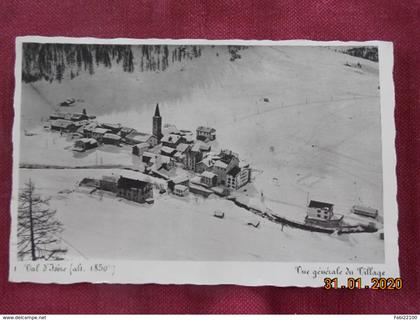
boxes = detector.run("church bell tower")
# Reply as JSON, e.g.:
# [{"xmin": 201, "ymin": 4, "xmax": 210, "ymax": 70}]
[{"xmin": 153, "ymin": 103, "xmax": 163, "ymax": 142}]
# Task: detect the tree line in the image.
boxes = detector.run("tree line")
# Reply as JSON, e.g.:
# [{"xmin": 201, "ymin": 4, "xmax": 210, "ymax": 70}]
[{"xmin": 22, "ymin": 43, "xmax": 247, "ymax": 83}]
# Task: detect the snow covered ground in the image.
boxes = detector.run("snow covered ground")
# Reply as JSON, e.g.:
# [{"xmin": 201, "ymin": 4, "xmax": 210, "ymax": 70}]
[
  {"xmin": 16, "ymin": 45, "xmax": 384, "ymax": 262},
  {"xmin": 18, "ymin": 168, "xmax": 384, "ymax": 262}
]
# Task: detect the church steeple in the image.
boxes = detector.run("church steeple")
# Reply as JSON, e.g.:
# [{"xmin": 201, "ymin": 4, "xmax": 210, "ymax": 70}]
[
  {"xmin": 154, "ymin": 103, "xmax": 160, "ymax": 117},
  {"xmin": 152, "ymin": 103, "xmax": 162, "ymax": 142}
]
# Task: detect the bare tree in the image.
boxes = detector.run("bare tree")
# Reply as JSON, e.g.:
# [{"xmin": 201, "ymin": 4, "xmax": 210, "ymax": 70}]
[{"xmin": 17, "ymin": 179, "xmax": 67, "ymax": 261}]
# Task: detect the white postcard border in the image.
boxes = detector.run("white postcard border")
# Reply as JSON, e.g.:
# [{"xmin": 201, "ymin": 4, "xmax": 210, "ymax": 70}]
[{"xmin": 9, "ymin": 36, "xmax": 398, "ymax": 287}]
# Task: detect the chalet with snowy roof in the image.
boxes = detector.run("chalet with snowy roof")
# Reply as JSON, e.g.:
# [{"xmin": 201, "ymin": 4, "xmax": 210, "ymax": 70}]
[
  {"xmin": 212, "ymin": 150, "xmax": 239, "ymax": 185},
  {"xmin": 132, "ymin": 143, "xmax": 149, "ymax": 157},
  {"xmin": 101, "ymin": 123, "xmax": 122, "ymax": 134},
  {"xmin": 103, "ymin": 133, "xmax": 122, "ymax": 145},
  {"xmin": 305, "ymin": 200, "xmax": 343, "ymax": 227},
  {"xmin": 73, "ymin": 138, "xmax": 98, "ymax": 152},
  {"xmin": 174, "ymin": 184, "xmax": 189, "ymax": 197},
  {"xmin": 50, "ymin": 119, "xmax": 77, "ymax": 132},
  {"xmin": 92, "ymin": 127, "xmax": 111, "ymax": 142},
  {"xmin": 117, "ymin": 176, "xmax": 153, "ymax": 204},
  {"xmin": 196, "ymin": 126, "xmax": 216, "ymax": 141},
  {"xmin": 200, "ymin": 171, "xmax": 218, "ymax": 188},
  {"xmin": 83, "ymin": 122, "xmax": 99, "ymax": 137},
  {"xmin": 161, "ymin": 146, "xmax": 177, "ymax": 157},
  {"xmin": 125, "ymin": 132, "xmax": 158, "ymax": 147},
  {"xmin": 226, "ymin": 163, "xmax": 250, "ymax": 190},
  {"xmin": 161, "ymin": 134, "xmax": 182, "ymax": 149}
]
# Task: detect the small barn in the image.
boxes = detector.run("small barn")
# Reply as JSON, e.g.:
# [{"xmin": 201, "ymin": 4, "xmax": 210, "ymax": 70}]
[{"xmin": 351, "ymin": 205, "xmax": 378, "ymax": 218}]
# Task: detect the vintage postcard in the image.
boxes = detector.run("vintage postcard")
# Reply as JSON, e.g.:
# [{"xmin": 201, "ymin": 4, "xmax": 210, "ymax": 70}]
[{"xmin": 9, "ymin": 37, "xmax": 398, "ymax": 287}]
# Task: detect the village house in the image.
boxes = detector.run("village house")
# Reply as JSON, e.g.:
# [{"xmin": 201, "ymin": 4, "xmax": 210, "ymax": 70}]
[
  {"xmin": 119, "ymin": 127, "xmax": 136, "ymax": 138},
  {"xmin": 196, "ymin": 126, "xmax": 216, "ymax": 141},
  {"xmin": 50, "ymin": 119, "xmax": 77, "ymax": 132},
  {"xmin": 167, "ymin": 175, "xmax": 190, "ymax": 192},
  {"xmin": 174, "ymin": 184, "xmax": 189, "ymax": 197},
  {"xmin": 72, "ymin": 138, "xmax": 98, "ymax": 152},
  {"xmin": 212, "ymin": 150, "xmax": 239, "ymax": 185},
  {"xmin": 99, "ymin": 175, "xmax": 118, "ymax": 193},
  {"xmin": 132, "ymin": 143, "xmax": 149, "ymax": 157},
  {"xmin": 161, "ymin": 146, "xmax": 177, "ymax": 157},
  {"xmin": 125, "ymin": 131, "xmax": 158, "ymax": 147},
  {"xmin": 184, "ymin": 142, "xmax": 204, "ymax": 171},
  {"xmin": 102, "ymin": 133, "xmax": 122, "ymax": 145},
  {"xmin": 117, "ymin": 176, "xmax": 153, "ymax": 204},
  {"xmin": 92, "ymin": 127, "xmax": 111, "ymax": 142},
  {"xmin": 305, "ymin": 200, "xmax": 343, "ymax": 227},
  {"xmin": 226, "ymin": 163, "xmax": 251, "ymax": 190},
  {"xmin": 101, "ymin": 123, "xmax": 122, "ymax": 134},
  {"xmin": 82, "ymin": 122, "xmax": 99, "ymax": 138},
  {"xmin": 200, "ymin": 171, "xmax": 218, "ymax": 188},
  {"xmin": 161, "ymin": 134, "xmax": 182, "ymax": 149}
]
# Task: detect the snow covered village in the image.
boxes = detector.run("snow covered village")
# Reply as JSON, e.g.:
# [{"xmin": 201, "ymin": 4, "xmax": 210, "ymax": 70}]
[{"xmin": 15, "ymin": 43, "xmax": 385, "ymax": 263}]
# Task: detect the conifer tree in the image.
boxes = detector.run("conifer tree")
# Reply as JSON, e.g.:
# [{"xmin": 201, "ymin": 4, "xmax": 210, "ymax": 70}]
[{"xmin": 17, "ymin": 180, "xmax": 67, "ymax": 261}]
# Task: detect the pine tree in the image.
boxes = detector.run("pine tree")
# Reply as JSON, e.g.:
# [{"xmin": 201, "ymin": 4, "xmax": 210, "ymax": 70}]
[{"xmin": 17, "ymin": 180, "xmax": 67, "ymax": 261}]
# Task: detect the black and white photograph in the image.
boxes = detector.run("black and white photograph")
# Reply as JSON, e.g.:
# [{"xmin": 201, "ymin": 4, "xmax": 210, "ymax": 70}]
[{"xmin": 9, "ymin": 37, "xmax": 398, "ymax": 286}]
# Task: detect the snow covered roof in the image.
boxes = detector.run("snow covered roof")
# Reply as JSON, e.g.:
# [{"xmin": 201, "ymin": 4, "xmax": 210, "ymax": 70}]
[
  {"xmin": 161, "ymin": 146, "xmax": 176, "ymax": 154},
  {"xmin": 103, "ymin": 133, "xmax": 121, "ymax": 140},
  {"xmin": 134, "ymin": 142, "xmax": 149, "ymax": 149},
  {"xmin": 198, "ymin": 156, "xmax": 214, "ymax": 168},
  {"xmin": 172, "ymin": 175, "xmax": 189, "ymax": 184},
  {"xmin": 214, "ymin": 160, "xmax": 227, "ymax": 169},
  {"xmin": 116, "ymin": 170, "xmax": 151, "ymax": 183},
  {"xmin": 174, "ymin": 184, "xmax": 188, "ymax": 192},
  {"xmin": 76, "ymin": 138, "xmax": 97, "ymax": 144},
  {"xmin": 51, "ymin": 119, "xmax": 74, "ymax": 127},
  {"xmin": 176, "ymin": 143, "xmax": 190, "ymax": 153},
  {"xmin": 161, "ymin": 134, "xmax": 181, "ymax": 144},
  {"xmin": 196, "ymin": 126, "xmax": 216, "ymax": 133},
  {"xmin": 201, "ymin": 171, "xmax": 217, "ymax": 179},
  {"xmin": 352, "ymin": 205, "xmax": 378, "ymax": 214},
  {"xmin": 126, "ymin": 132, "xmax": 153, "ymax": 142},
  {"xmin": 93, "ymin": 128, "xmax": 110, "ymax": 134},
  {"xmin": 102, "ymin": 123, "xmax": 122, "ymax": 130},
  {"xmin": 308, "ymin": 200, "xmax": 334, "ymax": 209}
]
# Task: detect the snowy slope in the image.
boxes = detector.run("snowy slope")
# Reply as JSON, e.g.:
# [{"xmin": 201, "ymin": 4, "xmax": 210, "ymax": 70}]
[{"xmin": 18, "ymin": 169, "xmax": 384, "ymax": 262}]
